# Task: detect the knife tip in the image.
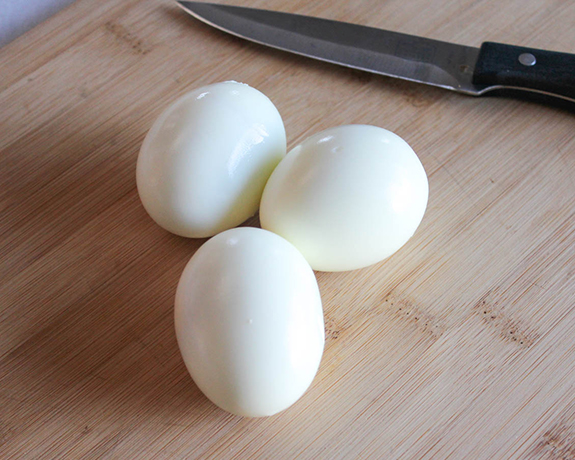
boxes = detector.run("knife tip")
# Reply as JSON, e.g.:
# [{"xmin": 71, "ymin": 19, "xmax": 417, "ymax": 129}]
[
  {"xmin": 176, "ymin": 1, "xmax": 203, "ymax": 12},
  {"xmin": 176, "ymin": 1, "xmax": 218, "ymax": 20},
  {"xmin": 175, "ymin": 1, "xmax": 193, "ymax": 13}
]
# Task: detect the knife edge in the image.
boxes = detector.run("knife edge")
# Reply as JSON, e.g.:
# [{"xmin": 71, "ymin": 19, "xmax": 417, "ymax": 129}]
[
  {"xmin": 177, "ymin": 2, "xmax": 575, "ymax": 104},
  {"xmin": 177, "ymin": 1, "xmax": 484, "ymax": 95}
]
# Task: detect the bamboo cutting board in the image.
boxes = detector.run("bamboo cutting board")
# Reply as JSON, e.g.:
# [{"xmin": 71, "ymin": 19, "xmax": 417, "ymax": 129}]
[{"xmin": 1, "ymin": 0, "xmax": 575, "ymax": 458}]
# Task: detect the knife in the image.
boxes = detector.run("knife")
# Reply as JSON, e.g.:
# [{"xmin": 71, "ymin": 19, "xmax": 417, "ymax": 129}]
[{"xmin": 176, "ymin": 1, "xmax": 575, "ymax": 104}]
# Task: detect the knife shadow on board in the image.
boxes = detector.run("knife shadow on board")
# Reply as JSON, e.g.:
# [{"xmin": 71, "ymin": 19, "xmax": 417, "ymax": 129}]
[{"xmin": 476, "ymin": 88, "xmax": 575, "ymax": 113}]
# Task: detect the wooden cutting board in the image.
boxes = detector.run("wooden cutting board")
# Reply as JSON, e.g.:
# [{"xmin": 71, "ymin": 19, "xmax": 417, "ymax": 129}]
[{"xmin": 1, "ymin": 0, "xmax": 574, "ymax": 458}]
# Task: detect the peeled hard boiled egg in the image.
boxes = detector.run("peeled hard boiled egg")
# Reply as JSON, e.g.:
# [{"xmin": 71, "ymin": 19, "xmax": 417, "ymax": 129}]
[
  {"xmin": 174, "ymin": 227, "xmax": 324, "ymax": 417},
  {"xmin": 136, "ymin": 81, "xmax": 286, "ymax": 238},
  {"xmin": 260, "ymin": 125, "xmax": 428, "ymax": 272}
]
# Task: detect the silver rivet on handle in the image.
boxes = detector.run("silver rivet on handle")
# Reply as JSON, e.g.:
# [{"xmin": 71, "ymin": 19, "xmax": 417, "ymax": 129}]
[{"xmin": 518, "ymin": 53, "xmax": 536, "ymax": 66}]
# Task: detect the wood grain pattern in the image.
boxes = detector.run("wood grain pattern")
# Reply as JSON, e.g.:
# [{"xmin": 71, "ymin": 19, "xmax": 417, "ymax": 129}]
[{"xmin": 1, "ymin": 0, "xmax": 574, "ymax": 458}]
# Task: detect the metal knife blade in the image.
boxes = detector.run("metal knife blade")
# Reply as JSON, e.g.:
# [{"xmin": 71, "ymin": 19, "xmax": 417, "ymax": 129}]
[
  {"xmin": 176, "ymin": 2, "xmax": 575, "ymax": 103},
  {"xmin": 177, "ymin": 1, "xmax": 482, "ymax": 95}
]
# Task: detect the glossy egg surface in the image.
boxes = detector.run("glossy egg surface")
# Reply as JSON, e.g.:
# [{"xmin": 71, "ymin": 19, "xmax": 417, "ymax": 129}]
[
  {"xmin": 137, "ymin": 81, "xmax": 286, "ymax": 237},
  {"xmin": 260, "ymin": 124, "xmax": 428, "ymax": 271},
  {"xmin": 175, "ymin": 227, "xmax": 324, "ymax": 417}
]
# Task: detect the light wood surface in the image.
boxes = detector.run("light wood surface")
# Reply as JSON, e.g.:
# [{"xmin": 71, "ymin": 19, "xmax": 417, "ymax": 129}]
[{"xmin": 1, "ymin": 0, "xmax": 575, "ymax": 458}]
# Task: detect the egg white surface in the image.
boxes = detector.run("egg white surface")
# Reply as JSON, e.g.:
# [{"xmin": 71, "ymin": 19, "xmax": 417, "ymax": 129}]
[
  {"xmin": 175, "ymin": 227, "xmax": 324, "ymax": 417},
  {"xmin": 260, "ymin": 125, "xmax": 428, "ymax": 272},
  {"xmin": 137, "ymin": 81, "xmax": 286, "ymax": 237}
]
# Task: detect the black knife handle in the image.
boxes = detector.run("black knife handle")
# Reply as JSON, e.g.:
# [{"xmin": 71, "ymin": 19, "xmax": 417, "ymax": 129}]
[{"xmin": 472, "ymin": 42, "xmax": 575, "ymax": 101}]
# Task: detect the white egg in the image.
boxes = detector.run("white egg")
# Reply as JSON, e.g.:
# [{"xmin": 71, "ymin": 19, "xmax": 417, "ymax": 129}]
[
  {"xmin": 260, "ymin": 125, "xmax": 428, "ymax": 272},
  {"xmin": 174, "ymin": 227, "xmax": 324, "ymax": 417},
  {"xmin": 136, "ymin": 81, "xmax": 286, "ymax": 238}
]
